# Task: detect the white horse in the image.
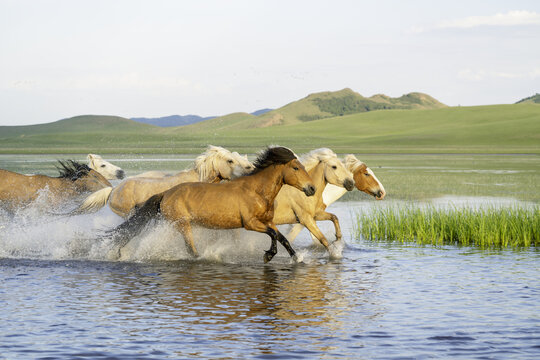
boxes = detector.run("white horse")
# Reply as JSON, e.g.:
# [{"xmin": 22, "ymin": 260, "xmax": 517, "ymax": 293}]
[
  {"xmin": 73, "ymin": 146, "xmax": 254, "ymax": 217},
  {"xmin": 87, "ymin": 154, "xmax": 125, "ymax": 180},
  {"xmin": 286, "ymin": 154, "xmax": 386, "ymax": 244}
]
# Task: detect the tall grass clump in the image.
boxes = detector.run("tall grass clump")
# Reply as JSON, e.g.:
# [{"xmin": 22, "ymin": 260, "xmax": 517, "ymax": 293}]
[{"xmin": 356, "ymin": 204, "xmax": 539, "ymax": 248}]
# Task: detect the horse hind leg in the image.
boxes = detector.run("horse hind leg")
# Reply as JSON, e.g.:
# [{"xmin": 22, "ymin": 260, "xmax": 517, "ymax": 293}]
[
  {"xmin": 265, "ymin": 226, "xmax": 299, "ymax": 263},
  {"xmin": 174, "ymin": 220, "xmax": 199, "ymax": 258}
]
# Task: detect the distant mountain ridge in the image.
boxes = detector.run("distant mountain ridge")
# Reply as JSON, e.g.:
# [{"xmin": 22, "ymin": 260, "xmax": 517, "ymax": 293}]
[{"xmin": 132, "ymin": 109, "xmax": 273, "ymax": 127}]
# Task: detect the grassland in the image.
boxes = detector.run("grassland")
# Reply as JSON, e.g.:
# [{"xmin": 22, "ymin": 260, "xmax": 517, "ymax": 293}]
[
  {"xmin": 0, "ymin": 103, "xmax": 539, "ymax": 154},
  {"xmin": 356, "ymin": 205, "xmax": 539, "ymax": 248}
]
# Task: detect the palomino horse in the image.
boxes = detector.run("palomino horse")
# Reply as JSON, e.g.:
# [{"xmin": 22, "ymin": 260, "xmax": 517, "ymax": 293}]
[
  {"xmin": 87, "ymin": 154, "xmax": 125, "ymax": 180},
  {"xmin": 0, "ymin": 160, "xmax": 112, "ymax": 211},
  {"xmin": 108, "ymin": 146, "xmax": 316, "ymax": 263},
  {"xmin": 74, "ymin": 145, "xmax": 254, "ymax": 217},
  {"xmin": 287, "ymin": 154, "xmax": 386, "ymax": 243},
  {"xmin": 132, "ymin": 151, "xmax": 252, "ymax": 179},
  {"xmin": 272, "ymin": 148, "xmax": 354, "ymax": 256}
]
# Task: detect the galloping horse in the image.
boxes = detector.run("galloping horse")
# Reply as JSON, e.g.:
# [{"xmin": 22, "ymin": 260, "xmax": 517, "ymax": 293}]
[
  {"xmin": 87, "ymin": 154, "xmax": 125, "ymax": 180},
  {"xmin": 272, "ymin": 148, "xmax": 354, "ymax": 256},
  {"xmin": 0, "ymin": 160, "xmax": 112, "ymax": 211},
  {"xmin": 286, "ymin": 154, "xmax": 386, "ymax": 243},
  {"xmin": 74, "ymin": 145, "xmax": 254, "ymax": 217},
  {"xmin": 108, "ymin": 146, "xmax": 316, "ymax": 263}
]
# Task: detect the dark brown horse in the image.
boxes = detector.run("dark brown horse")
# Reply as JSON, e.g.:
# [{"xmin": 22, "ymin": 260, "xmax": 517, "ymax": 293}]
[
  {"xmin": 109, "ymin": 146, "xmax": 316, "ymax": 263},
  {"xmin": 0, "ymin": 160, "xmax": 112, "ymax": 211}
]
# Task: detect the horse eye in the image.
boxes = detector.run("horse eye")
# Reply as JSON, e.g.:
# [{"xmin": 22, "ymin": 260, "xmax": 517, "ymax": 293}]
[
  {"xmin": 293, "ymin": 166, "xmax": 299, "ymax": 170},
  {"xmin": 332, "ymin": 165, "xmax": 337, "ymax": 170},
  {"xmin": 100, "ymin": 164, "xmax": 106, "ymax": 168},
  {"xmin": 228, "ymin": 159, "xmax": 234, "ymax": 164},
  {"xmin": 365, "ymin": 173, "xmax": 370, "ymax": 176}
]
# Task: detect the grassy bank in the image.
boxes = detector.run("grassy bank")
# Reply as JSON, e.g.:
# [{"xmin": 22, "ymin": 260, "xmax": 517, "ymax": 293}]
[{"xmin": 356, "ymin": 204, "xmax": 540, "ymax": 248}]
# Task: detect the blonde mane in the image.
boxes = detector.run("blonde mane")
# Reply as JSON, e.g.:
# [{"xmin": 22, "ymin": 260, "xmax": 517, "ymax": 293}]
[
  {"xmin": 194, "ymin": 145, "xmax": 233, "ymax": 181},
  {"xmin": 299, "ymin": 148, "xmax": 339, "ymax": 171},
  {"xmin": 343, "ymin": 154, "xmax": 365, "ymax": 172}
]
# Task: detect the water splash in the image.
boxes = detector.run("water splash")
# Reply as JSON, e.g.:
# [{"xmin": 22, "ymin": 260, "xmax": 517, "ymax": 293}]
[{"xmin": 0, "ymin": 202, "xmax": 329, "ymax": 264}]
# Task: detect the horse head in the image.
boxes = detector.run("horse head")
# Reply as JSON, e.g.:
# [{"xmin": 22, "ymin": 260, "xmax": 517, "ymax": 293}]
[
  {"xmin": 87, "ymin": 154, "xmax": 125, "ymax": 180},
  {"xmin": 302, "ymin": 148, "xmax": 354, "ymax": 191},
  {"xmin": 196, "ymin": 145, "xmax": 251, "ymax": 182},
  {"xmin": 344, "ymin": 155, "xmax": 386, "ymax": 200},
  {"xmin": 232, "ymin": 151, "xmax": 255, "ymax": 173}
]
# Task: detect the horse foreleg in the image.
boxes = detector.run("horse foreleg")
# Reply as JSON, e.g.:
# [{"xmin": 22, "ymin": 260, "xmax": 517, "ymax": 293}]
[
  {"xmin": 314, "ymin": 211, "xmax": 342, "ymax": 241},
  {"xmin": 174, "ymin": 221, "xmax": 199, "ymax": 258},
  {"xmin": 299, "ymin": 216, "xmax": 331, "ymax": 250}
]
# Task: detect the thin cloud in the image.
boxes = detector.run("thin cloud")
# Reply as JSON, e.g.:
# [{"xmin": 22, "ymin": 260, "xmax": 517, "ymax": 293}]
[
  {"xmin": 412, "ymin": 10, "xmax": 540, "ymax": 33},
  {"xmin": 439, "ymin": 10, "xmax": 540, "ymax": 29}
]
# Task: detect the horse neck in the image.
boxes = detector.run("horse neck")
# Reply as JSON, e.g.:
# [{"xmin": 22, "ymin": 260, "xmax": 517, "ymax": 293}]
[
  {"xmin": 308, "ymin": 163, "xmax": 327, "ymax": 198},
  {"xmin": 248, "ymin": 165, "xmax": 285, "ymax": 203}
]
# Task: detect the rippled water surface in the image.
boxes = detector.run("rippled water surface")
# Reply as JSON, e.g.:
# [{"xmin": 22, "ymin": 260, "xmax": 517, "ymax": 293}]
[{"xmin": 1, "ymin": 155, "xmax": 539, "ymax": 359}]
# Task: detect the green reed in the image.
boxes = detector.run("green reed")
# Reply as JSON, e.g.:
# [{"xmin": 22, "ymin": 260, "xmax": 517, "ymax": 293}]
[{"xmin": 356, "ymin": 204, "xmax": 539, "ymax": 248}]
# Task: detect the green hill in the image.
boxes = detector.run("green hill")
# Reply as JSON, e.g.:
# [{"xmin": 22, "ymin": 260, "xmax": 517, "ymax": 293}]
[
  {"xmin": 178, "ymin": 88, "xmax": 447, "ymax": 132},
  {"xmin": 516, "ymin": 93, "xmax": 540, "ymax": 104}
]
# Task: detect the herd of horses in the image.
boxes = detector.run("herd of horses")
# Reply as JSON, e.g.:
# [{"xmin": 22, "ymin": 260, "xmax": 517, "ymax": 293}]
[{"xmin": 0, "ymin": 146, "xmax": 385, "ymax": 263}]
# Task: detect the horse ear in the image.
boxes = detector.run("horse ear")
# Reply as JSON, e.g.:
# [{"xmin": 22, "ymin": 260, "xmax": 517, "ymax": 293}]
[{"xmin": 87, "ymin": 154, "xmax": 95, "ymax": 167}]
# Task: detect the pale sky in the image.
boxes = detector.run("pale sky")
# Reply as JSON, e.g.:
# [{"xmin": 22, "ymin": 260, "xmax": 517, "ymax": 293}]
[{"xmin": 1, "ymin": 0, "xmax": 539, "ymax": 126}]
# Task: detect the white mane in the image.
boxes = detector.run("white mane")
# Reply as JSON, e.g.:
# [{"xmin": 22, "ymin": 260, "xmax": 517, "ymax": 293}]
[
  {"xmin": 194, "ymin": 145, "xmax": 232, "ymax": 181},
  {"xmin": 300, "ymin": 148, "xmax": 338, "ymax": 171},
  {"xmin": 343, "ymin": 154, "xmax": 366, "ymax": 172}
]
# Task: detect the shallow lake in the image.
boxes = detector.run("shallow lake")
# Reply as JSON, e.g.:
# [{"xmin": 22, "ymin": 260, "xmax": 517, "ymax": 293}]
[{"xmin": 0, "ymin": 154, "xmax": 539, "ymax": 359}]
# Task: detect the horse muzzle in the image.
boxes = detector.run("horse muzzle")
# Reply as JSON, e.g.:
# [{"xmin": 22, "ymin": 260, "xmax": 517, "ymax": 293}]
[
  {"xmin": 116, "ymin": 169, "xmax": 126, "ymax": 179},
  {"xmin": 303, "ymin": 184, "xmax": 316, "ymax": 197},
  {"xmin": 374, "ymin": 189, "xmax": 386, "ymax": 200},
  {"xmin": 343, "ymin": 178, "xmax": 354, "ymax": 191}
]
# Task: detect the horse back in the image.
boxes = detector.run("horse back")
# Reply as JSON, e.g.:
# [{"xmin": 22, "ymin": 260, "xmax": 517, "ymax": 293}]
[{"xmin": 0, "ymin": 169, "xmax": 65, "ymax": 204}]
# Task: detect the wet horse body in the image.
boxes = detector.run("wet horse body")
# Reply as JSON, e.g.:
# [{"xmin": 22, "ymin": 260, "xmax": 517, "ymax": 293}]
[
  {"xmin": 109, "ymin": 146, "xmax": 315, "ymax": 263},
  {"xmin": 0, "ymin": 160, "xmax": 112, "ymax": 211}
]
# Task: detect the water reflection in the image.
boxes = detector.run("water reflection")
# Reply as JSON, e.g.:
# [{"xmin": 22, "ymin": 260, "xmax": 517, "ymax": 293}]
[{"xmin": 54, "ymin": 258, "xmax": 382, "ymax": 357}]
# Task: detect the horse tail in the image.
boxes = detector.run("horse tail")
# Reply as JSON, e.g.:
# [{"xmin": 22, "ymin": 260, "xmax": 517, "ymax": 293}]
[
  {"xmin": 106, "ymin": 192, "xmax": 165, "ymax": 253},
  {"xmin": 71, "ymin": 186, "xmax": 113, "ymax": 215}
]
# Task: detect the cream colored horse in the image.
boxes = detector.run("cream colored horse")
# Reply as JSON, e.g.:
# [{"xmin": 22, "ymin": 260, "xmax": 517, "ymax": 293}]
[
  {"xmin": 132, "ymin": 151, "xmax": 252, "ymax": 179},
  {"xmin": 87, "ymin": 154, "xmax": 125, "ymax": 180},
  {"xmin": 271, "ymin": 148, "xmax": 354, "ymax": 257},
  {"xmin": 287, "ymin": 154, "xmax": 386, "ymax": 243},
  {"xmin": 74, "ymin": 146, "xmax": 254, "ymax": 217},
  {"xmin": 0, "ymin": 160, "xmax": 112, "ymax": 211}
]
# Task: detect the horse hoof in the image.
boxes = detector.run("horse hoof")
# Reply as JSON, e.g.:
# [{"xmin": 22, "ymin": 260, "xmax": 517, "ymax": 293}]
[
  {"xmin": 264, "ymin": 251, "xmax": 275, "ymax": 263},
  {"xmin": 292, "ymin": 253, "xmax": 304, "ymax": 263}
]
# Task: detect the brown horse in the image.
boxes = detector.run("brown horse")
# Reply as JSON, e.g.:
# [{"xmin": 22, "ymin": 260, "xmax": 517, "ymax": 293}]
[
  {"xmin": 108, "ymin": 146, "xmax": 316, "ymax": 263},
  {"xmin": 74, "ymin": 145, "xmax": 253, "ymax": 217},
  {"xmin": 0, "ymin": 160, "xmax": 112, "ymax": 211}
]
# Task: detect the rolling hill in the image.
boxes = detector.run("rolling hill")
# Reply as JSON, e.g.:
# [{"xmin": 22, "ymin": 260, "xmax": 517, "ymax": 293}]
[
  {"xmin": 176, "ymin": 88, "xmax": 447, "ymax": 132},
  {"xmin": 516, "ymin": 94, "xmax": 540, "ymax": 104}
]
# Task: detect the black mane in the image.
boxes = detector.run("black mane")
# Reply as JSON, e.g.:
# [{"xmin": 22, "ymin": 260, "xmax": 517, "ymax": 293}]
[
  {"xmin": 250, "ymin": 146, "xmax": 297, "ymax": 174},
  {"xmin": 55, "ymin": 160, "xmax": 91, "ymax": 181}
]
